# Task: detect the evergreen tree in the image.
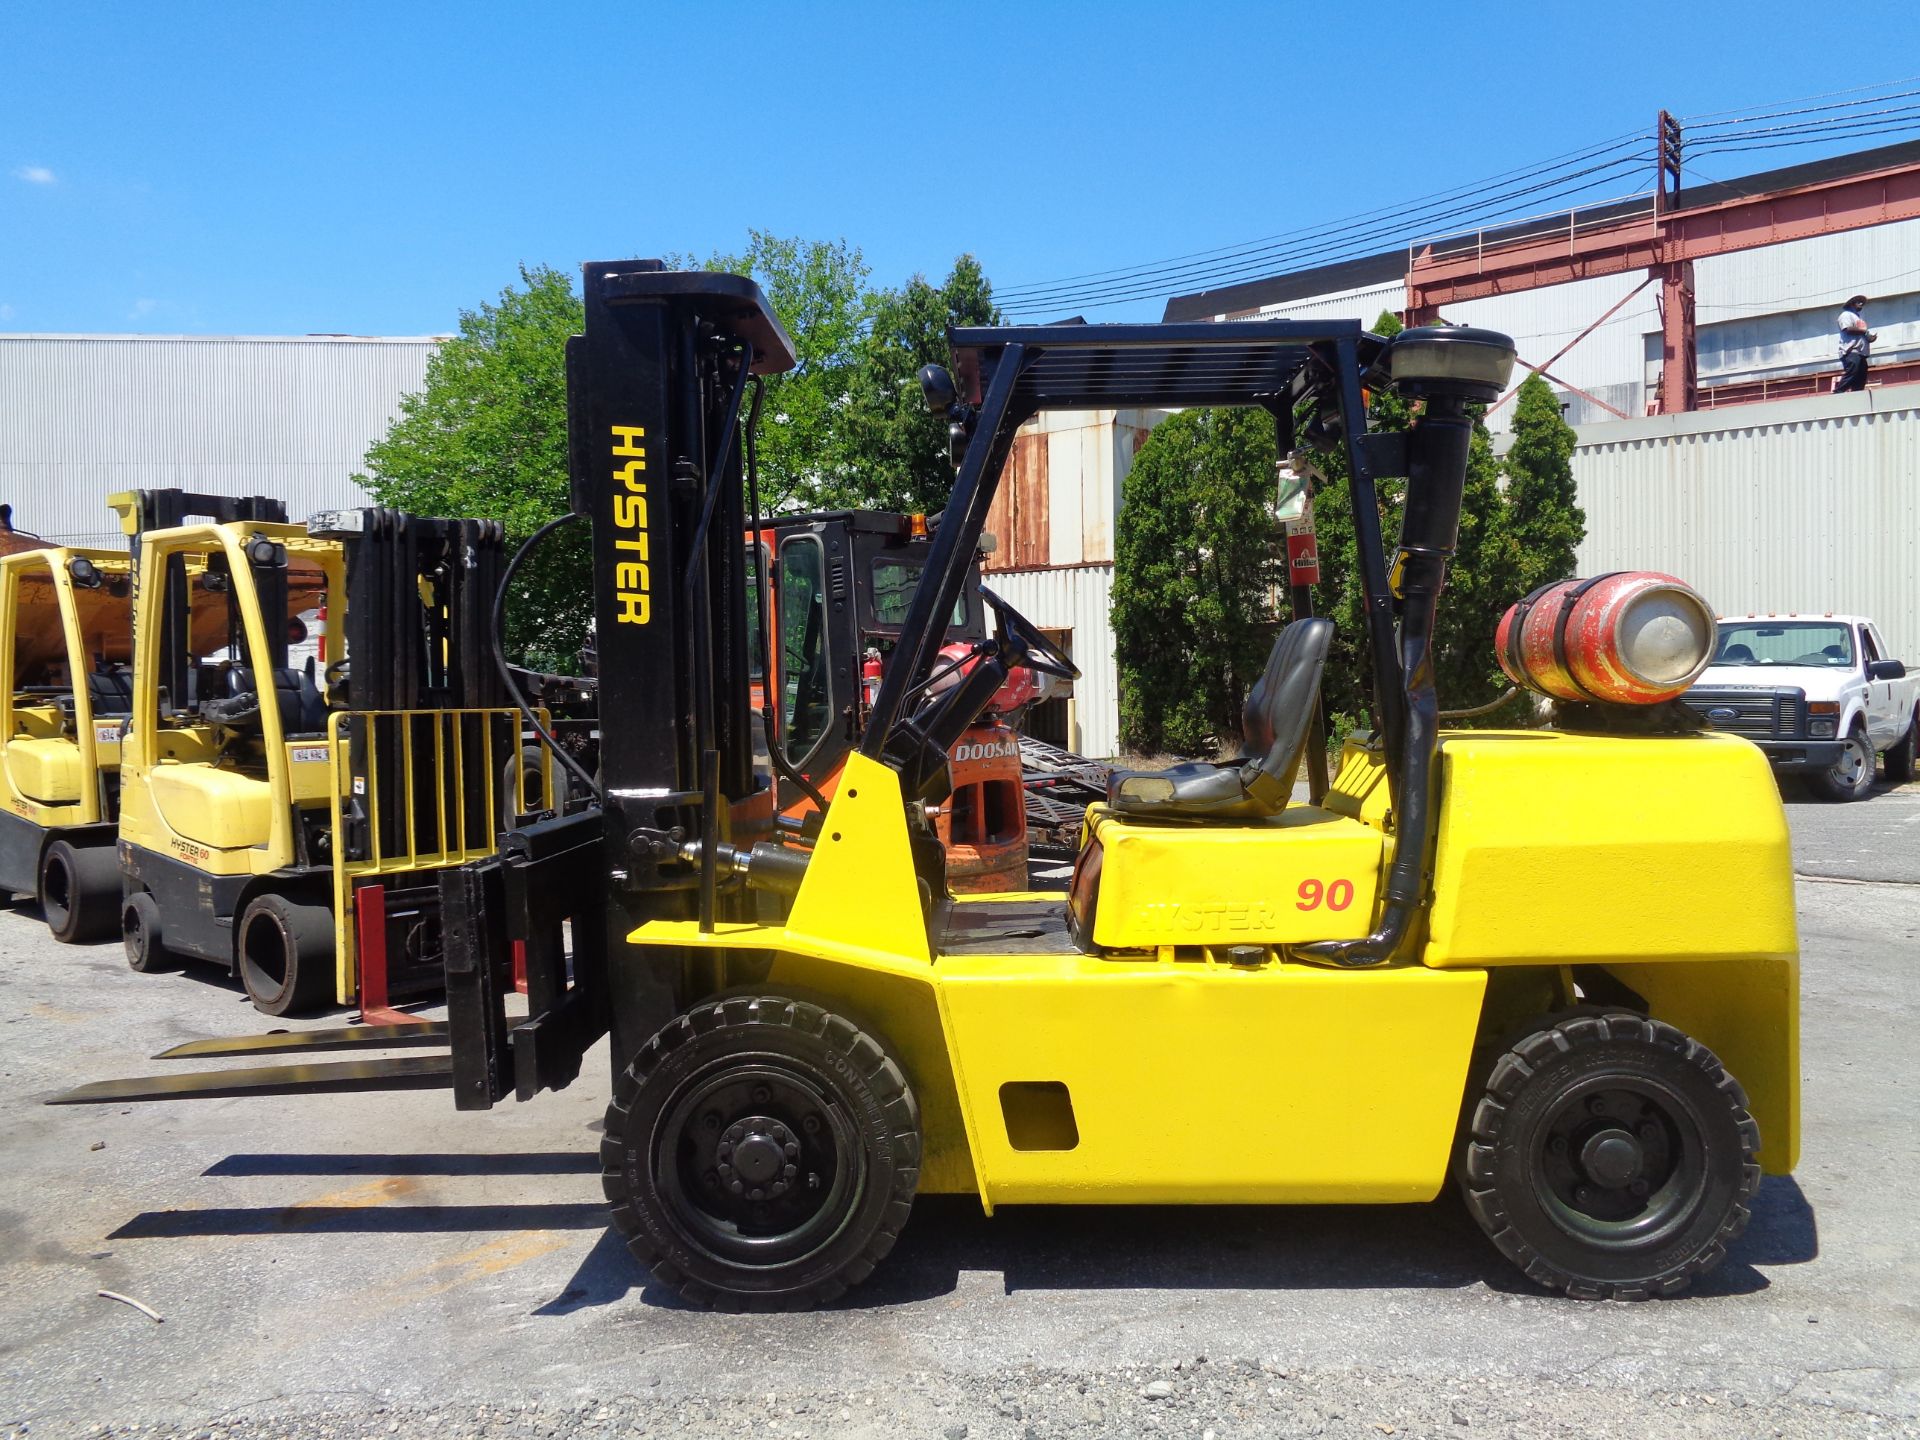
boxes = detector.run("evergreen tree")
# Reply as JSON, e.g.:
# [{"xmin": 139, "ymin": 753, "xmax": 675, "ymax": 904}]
[
  {"xmin": 1292, "ymin": 316, "xmax": 1586, "ymax": 738},
  {"xmin": 1112, "ymin": 407, "xmax": 1281, "ymax": 755}
]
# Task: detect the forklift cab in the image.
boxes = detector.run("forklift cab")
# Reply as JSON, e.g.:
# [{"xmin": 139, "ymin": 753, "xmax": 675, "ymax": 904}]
[
  {"xmin": 0, "ymin": 547, "xmax": 134, "ymax": 816},
  {"xmin": 119, "ymin": 519, "xmax": 339, "ymax": 857}
]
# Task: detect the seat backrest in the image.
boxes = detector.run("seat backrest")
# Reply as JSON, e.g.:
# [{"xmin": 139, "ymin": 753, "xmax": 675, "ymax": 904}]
[
  {"xmin": 235, "ymin": 666, "xmax": 331, "ymax": 737},
  {"xmin": 87, "ymin": 666, "xmax": 133, "ymax": 717},
  {"xmin": 1237, "ymin": 618, "xmax": 1334, "ymax": 811}
]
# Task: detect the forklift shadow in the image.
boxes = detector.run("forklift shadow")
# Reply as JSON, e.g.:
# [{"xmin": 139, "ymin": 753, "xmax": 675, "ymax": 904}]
[
  {"xmin": 104, "ymin": 1157, "xmax": 1816, "ymax": 1312},
  {"xmin": 539, "ymin": 1174, "xmax": 1818, "ymax": 1314}
]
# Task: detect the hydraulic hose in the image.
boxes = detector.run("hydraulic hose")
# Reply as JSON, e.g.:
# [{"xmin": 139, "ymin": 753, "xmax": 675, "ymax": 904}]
[
  {"xmin": 490, "ymin": 511, "xmax": 605, "ymax": 806},
  {"xmin": 1297, "ymin": 396, "xmax": 1473, "ymax": 968}
]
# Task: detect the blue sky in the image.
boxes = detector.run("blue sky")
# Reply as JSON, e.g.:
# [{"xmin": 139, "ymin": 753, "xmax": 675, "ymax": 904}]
[{"xmin": 5, "ymin": 2, "xmax": 1918, "ymax": 335}]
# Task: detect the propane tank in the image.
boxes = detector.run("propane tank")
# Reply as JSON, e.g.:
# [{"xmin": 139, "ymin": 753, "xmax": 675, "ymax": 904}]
[{"xmin": 1496, "ymin": 572, "xmax": 1715, "ymax": 705}]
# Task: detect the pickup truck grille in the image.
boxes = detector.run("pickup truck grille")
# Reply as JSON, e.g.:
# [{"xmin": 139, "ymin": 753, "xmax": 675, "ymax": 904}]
[{"xmin": 1685, "ymin": 686, "xmax": 1806, "ymax": 740}]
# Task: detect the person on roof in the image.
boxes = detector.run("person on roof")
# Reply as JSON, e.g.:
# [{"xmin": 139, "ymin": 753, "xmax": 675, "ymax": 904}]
[{"xmin": 1835, "ymin": 294, "xmax": 1876, "ymax": 394}]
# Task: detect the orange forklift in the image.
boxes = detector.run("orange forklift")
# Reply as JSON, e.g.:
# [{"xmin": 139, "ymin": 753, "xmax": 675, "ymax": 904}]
[{"xmin": 752, "ymin": 511, "xmax": 1031, "ymax": 892}]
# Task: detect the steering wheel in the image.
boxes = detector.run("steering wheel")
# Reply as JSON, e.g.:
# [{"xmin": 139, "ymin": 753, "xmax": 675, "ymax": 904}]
[
  {"xmin": 982, "ymin": 586, "xmax": 1078, "ymax": 681},
  {"xmin": 202, "ymin": 690, "xmax": 261, "ymax": 727}
]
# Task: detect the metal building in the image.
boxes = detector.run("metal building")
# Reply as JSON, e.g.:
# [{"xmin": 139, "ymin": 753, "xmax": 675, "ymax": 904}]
[
  {"xmin": 1562, "ymin": 386, "xmax": 1919, "ymax": 658},
  {"xmin": 0, "ymin": 333, "xmax": 439, "ymax": 547},
  {"xmin": 980, "ymin": 408, "xmax": 1163, "ymax": 759},
  {"xmin": 1167, "ymin": 139, "xmax": 1920, "ymax": 431}
]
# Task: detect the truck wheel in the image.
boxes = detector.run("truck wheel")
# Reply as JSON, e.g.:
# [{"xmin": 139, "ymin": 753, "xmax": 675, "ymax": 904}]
[
  {"xmin": 122, "ymin": 891, "xmax": 180, "ymax": 973},
  {"xmin": 40, "ymin": 840, "xmax": 122, "ymax": 944},
  {"xmin": 601, "ymin": 995, "xmax": 920, "ymax": 1311},
  {"xmin": 1886, "ymin": 709, "xmax": 1918, "ymax": 785},
  {"xmin": 1461, "ymin": 1012, "xmax": 1760, "ymax": 1300},
  {"xmin": 237, "ymin": 894, "xmax": 335, "ymax": 1016},
  {"xmin": 1809, "ymin": 719, "xmax": 1874, "ymax": 802}
]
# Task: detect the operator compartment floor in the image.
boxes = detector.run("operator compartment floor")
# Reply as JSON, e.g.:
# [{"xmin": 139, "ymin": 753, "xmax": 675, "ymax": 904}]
[{"xmin": 937, "ymin": 897, "xmax": 1080, "ymax": 955}]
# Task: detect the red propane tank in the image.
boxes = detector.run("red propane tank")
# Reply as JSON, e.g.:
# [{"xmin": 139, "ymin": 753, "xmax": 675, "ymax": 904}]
[{"xmin": 1495, "ymin": 572, "xmax": 1715, "ymax": 705}]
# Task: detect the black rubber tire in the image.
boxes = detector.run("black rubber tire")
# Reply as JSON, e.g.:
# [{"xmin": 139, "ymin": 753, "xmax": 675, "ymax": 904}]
[
  {"xmin": 1808, "ymin": 719, "xmax": 1875, "ymax": 801},
  {"xmin": 121, "ymin": 890, "xmax": 180, "ymax": 973},
  {"xmin": 501, "ymin": 745, "xmax": 545, "ymax": 831},
  {"xmin": 601, "ymin": 994, "xmax": 920, "ymax": 1311},
  {"xmin": 1886, "ymin": 709, "xmax": 1918, "ymax": 785},
  {"xmin": 40, "ymin": 840, "xmax": 122, "ymax": 944},
  {"xmin": 1461, "ymin": 1012, "xmax": 1760, "ymax": 1300},
  {"xmin": 236, "ymin": 894, "xmax": 335, "ymax": 1016}
]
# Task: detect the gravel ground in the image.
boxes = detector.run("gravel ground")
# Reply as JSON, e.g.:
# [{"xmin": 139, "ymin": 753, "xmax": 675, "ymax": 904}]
[{"xmin": 2, "ymin": 782, "xmax": 1916, "ymax": 1440}]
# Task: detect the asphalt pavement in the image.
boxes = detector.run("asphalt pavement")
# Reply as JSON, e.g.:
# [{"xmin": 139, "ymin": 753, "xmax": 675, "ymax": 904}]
[{"xmin": 1, "ymin": 778, "xmax": 1916, "ymax": 1440}]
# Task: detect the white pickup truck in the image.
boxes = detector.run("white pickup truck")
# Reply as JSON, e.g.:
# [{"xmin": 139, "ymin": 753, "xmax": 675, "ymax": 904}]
[{"xmin": 1686, "ymin": 615, "xmax": 1919, "ymax": 801}]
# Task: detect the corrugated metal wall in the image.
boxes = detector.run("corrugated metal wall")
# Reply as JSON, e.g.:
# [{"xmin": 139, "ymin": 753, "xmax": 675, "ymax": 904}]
[
  {"xmin": 0, "ymin": 334, "xmax": 438, "ymax": 547},
  {"xmin": 1570, "ymin": 386, "xmax": 1920, "ymax": 656},
  {"xmin": 983, "ymin": 563, "xmax": 1120, "ymax": 759}
]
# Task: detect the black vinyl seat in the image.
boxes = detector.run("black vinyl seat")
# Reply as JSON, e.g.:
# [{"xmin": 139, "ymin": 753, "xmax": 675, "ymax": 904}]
[
  {"xmin": 234, "ymin": 666, "xmax": 331, "ymax": 737},
  {"xmin": 1106, "ymin": 618, "xmax": 1333, "ymax": 821},
  {"xmin": 87, "ymin": 666, "xmax": 133, "ymax": 716}
]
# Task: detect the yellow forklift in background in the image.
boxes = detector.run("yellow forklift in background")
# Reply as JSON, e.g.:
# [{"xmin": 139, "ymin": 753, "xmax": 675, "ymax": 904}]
[
  {"xmin": 62, "ymin": 266, "xmax": 1799, "ymax": 1311},
  {"xmin": 110, "ymin": 493, "xmax": 545, "ymax": 1016},
  {"xmin": 0, "ymin": 539, "xmax": 136, "ymax": 941}
]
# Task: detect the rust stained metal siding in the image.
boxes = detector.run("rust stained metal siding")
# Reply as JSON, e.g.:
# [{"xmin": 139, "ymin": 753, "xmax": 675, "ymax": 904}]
[{"xmin": 983, "ymin": 429, "xmax": 1049, "ymax": 572}]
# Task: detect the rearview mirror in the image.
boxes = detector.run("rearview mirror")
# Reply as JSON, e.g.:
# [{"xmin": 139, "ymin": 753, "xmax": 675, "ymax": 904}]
[{"xmin": 1868, "ymin": 658, "xmax": 1907, "ymax": 680}]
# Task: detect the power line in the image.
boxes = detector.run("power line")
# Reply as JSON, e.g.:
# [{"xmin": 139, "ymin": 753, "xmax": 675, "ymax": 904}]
[
  {"xmin": 1002, "ymin": 158, "xmax": 1650, "ymax": 314},
  {"xmin": 1002, "ymin": 153, "xmax": 1648, "ymax": 310},
  {"xmin": 999, "ymin": 76, "xmax": 1920, "ymax": 318},
  {"xmin": 1681, "ymin": 75, "xmax": 1920, "ymax": 124},
  {"xmin": 994, "ymin": 129, "xmax": 1647, "ymax": 300}
]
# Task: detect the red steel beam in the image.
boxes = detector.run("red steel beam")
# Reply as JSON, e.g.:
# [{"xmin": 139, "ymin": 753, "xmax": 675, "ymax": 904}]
[{"xmin": 1408, "ymin": 158, "xmax": 1920, "ymax": 310}]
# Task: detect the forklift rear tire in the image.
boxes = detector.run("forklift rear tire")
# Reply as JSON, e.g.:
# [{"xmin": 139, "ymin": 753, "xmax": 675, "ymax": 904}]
[
  {"xmin": 122, "ymin": 891, "xmax": 179, "ymax": 973},
  {"xmin": 40, "ymin": 840, "xmax": 122, "ymax": 945},
  {"xmin": 601, "ymin": 995, "xmax": 920, "ymax": 1311},
  {"xmin": 1461, "ymin": 1012, "xmax": 1760, "ymax": 1300},
  {"xmin": 237, "ymin": 895, "xmax": 335, "ymax": 1016}
]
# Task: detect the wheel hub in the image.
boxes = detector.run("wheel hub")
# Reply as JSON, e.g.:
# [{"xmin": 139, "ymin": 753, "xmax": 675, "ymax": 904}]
[
  {"xmin": 1579, "ymin": 1128, "xmax": 1644, "ymax": 1188},
  {"xmin": 716, "ymin": 1116, "xmax": 800, "ymax": 1200}
]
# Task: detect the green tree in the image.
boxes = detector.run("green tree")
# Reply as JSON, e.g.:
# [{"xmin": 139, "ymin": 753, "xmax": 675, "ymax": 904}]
[
  {"xmin": 360, "ymin": 244, "xmax": 1005, "ymax": 666},
  {"xmin": 696, "ymin": 232, "xmax": 874, "ymax": 510},
  {"xmin": 358, "ymin": 263, "xmax": 588, "ymax": 667},
  {"xmin": 1298, "ymin": 316, "xmax": 1587, "ymax": 737},
  {"xmin": 839, "ymin": 255, "xmax": 1000, "ymax": 513},
  {"xmin": 1497, "ymin": 372, "xmax": 1585, "ymax": 597},
  {"xmin": 1297, "ymin": 312, "xmax": 1411, "ymax": 736},
  {"xmin": 1112, "ymin": 407, "xmax": 1281, "ymax": 755}
]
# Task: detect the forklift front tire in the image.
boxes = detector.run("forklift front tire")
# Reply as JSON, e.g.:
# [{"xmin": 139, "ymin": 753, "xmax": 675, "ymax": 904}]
[
  {"xmin": 601, "ymin": 995, "xmax": 921, "ymax": 1311},
  {"xmin": 237, "ymin": 895, "xmax": 335, "ymax": 1016},
  {"xmin": 1461, "ymin": 1012, "xmax": 1760, "ymax": 1300},
  {"xmin": 122, "ymin": 891, "xmax": 179, "ymax": 973},
  {"xmin": 40, "ymin": 840, "xmax": 122, "ymax": 945}
]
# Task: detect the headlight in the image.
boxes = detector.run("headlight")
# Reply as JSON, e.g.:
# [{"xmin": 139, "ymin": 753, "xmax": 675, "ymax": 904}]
[{"xmin": 1809, "ymin": 720, "xmax": 1836, "ymax": 738}]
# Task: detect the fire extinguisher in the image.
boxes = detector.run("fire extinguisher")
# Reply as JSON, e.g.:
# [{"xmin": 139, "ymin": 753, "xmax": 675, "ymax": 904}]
[{"xmin": 861, "ymin": 648, "xmax": 884, "ymax": 712}]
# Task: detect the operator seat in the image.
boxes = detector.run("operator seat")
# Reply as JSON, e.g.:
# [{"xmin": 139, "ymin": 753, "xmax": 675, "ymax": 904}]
[
  {"xmin": 233, "ymin": 666, "xmax": 331, "ymax": 737},
  {"xmin": 1720, "ymin": 643, "xmax": 1755, "ymax": 663},
  {"xmin": 1105, "ymin": 618, "xmax": 1333, "ymax": 821}
]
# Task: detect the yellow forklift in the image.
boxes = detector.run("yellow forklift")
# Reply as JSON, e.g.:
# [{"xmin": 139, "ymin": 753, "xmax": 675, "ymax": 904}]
[
  {"xmin": 110, "ymin": 492, "xmax": 545, "ymax": 1017},
  {"xmin": 61, "ymin": 265, "xmax": 1798, "ymax": 1310},
  {"xmin": 0, "ymin": 538, "xmax": 136, "ymax": 941}
]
